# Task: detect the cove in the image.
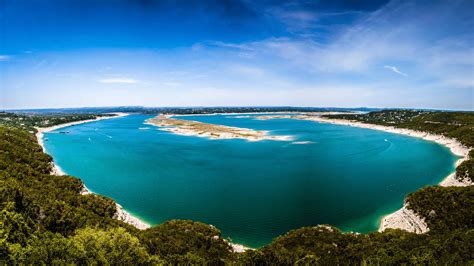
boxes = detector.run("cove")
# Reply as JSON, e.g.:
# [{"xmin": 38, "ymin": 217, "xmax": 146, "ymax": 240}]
[{"xmin": 43, "ymin": 114, "xmax": 458, "ymax": 247}]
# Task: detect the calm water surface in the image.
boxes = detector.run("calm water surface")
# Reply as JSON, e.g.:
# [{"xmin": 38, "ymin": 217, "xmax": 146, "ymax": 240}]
[{"xmin": 44, "ymin": 114, "xmax": 458, "ymax": 247}]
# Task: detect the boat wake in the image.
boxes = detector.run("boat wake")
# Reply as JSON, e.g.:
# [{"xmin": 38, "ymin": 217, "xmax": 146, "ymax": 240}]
[{"xmin": 291, "ymin": 141, "xmax": 314, "ymax": 145}]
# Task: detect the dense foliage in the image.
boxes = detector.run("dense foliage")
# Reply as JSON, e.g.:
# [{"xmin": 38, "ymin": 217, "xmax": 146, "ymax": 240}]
[
  {"xmin": 6, "ymin": 106, "xmax": 372, "ymax": 116},
  {"xmin": 0, "ymin": 125, "xmax": 233, "ymax": 263},
  {"xmin": 1, "ymin": 111, "xmax": 473, "ymax": 264},
  {"xmin": 248, "ymin": 226, "xmax": 474, "ymax": 264},
  {"xmin": 327, "ymin": 110, "xmax": 474, "ymax": 147},
  {"xmin": 139, "ymin": 220, "xmax": 232, "ymax": 264},
  {"xmin": 0, "ymin": 112, "xmax": 110, "ymax": 132},
  {"xmin": 456, "ymin": 150, "xmax": 474, "ymax": 183},
  {"xmin": 407, "ymin": 186, "xmax": 474, "ymax": 232}
]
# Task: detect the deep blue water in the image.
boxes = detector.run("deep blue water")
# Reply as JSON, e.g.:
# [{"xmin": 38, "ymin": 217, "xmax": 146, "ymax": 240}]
[{"xmin": 44, "ymin": 114, "xmax": 458, "ymax": 247}]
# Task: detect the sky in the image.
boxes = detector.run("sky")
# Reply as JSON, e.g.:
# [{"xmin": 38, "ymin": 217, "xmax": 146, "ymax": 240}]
[{"xmin": 0, "ymin": 0, "xmax": 473, "ymax": 110}]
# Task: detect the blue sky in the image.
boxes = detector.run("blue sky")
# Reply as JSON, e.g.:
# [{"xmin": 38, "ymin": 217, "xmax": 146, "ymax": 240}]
[{"xmin": 0, "ymin": 0, "xmax": 473, "ymax": 110}]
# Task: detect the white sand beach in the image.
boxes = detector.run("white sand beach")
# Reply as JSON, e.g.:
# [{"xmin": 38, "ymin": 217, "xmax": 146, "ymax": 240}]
[
  {"xmin": 34, "ymin": 111, "xmax": 472, "ymax": 237},
  {"xmin": 252, "ymin": 113, "xmax": 471, "ymax": 233},
  {"xmin": 145, "ymin": 114, "xmax": 293, "ymax": 141},
  {"xmin": 260, "ymin": 114, "xmax": 472, "ymax": 234},
  {"xmin": 35, "ymin": 112, "xmax": 151, "ymax": 230},
  {"xmin": 35, "ymin": 112, "xmax": 129, "ymax": 152}
]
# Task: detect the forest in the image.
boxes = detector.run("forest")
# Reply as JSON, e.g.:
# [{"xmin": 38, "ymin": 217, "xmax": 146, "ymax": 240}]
[
  {"xmin": 326, "ymin": 110, "xmax": 474, "ymax": 147},
  {"xmin": 0, "ymin": 112, "xmax": 111, "ymax": 132},
  {"xmin": 0, "ymin": 110, "xmax": 473, "ymax": 264}
]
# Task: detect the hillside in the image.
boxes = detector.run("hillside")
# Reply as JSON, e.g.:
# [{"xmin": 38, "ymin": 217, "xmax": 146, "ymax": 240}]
[
  {"xmin": 0, "ymin": 111, "xmax": 473, "ymax": 264},
  {"xmin": 326, "ymin": 110, "xmax": 474, "ymax": 147}
]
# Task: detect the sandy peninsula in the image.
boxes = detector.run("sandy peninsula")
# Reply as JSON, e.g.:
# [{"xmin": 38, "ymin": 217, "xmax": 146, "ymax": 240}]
[
  {"xmin": 35, "ymin": 112, "xmax": 151, "ymax": 230},
  {"xmin": 35, "ymin": 112, "xmax": 129, "ymax": 153},
  {"xmin": 253, "ymin": 113, "xmax": 472, "ymax": 234},
  {"xmin": 146, "ymin": 114, "xmax": 293, "ymax": 141}
]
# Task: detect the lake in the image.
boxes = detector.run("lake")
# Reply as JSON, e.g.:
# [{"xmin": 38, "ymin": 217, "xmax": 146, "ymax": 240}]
[{"xmin": 44, "ymin": 114, "xmax": 458, "ymax": 247}]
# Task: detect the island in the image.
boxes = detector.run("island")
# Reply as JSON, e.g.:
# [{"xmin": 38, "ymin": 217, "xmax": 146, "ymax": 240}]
[
  {"xmin": 0, "ymin": 108, "xmax": 472, "ymax": 264},
  {"xmin": 146, "ymin": 114, "xmax": 293, "ymax": 141}
]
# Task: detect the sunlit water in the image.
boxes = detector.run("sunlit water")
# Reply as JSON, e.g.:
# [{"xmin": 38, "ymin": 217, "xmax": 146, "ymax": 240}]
[{"xmin": 44, "ymin": 114, "xmax": 458, "ymax": 247}]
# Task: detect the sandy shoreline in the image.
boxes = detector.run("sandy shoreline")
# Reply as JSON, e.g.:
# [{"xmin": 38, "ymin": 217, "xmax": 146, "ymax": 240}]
[
  {"xmin": 34, "ymin": 110, "xmax": 471, "ymax": 245},
  {"xmin": 169, "ymin": 111, "xmax": 349, "ymax": 116},
  {"xmin": 35, "ymin": 112, "xmax": 151, "ymax": 230},
  {"xmin": 154, "ymin": 112, "xmax": 471, "ymax": 234},
  {"xmin": 36, "ymin": 113, "xmax": 129, "ymax": 152},
  {"xmin": 35, "ymin": 112, "xmax": 252, "ymax": 250},
  {"xmin": 259, "ymin": 114, "xmax": 471, "ymax": 233}
]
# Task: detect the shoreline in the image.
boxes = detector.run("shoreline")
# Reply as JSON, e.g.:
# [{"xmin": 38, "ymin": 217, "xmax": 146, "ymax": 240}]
[
  {"xmin": 155, "ymin": 112, "xmax": 471, "ymax": 234},
  {"xmin": 33, "ymin": 110, "xmax": 470, "ymax": 247},
  {"xmin": 256, "ymin": 113, "xmax": 470, "ymax": 170},
  {"xmin": 168, "ymin": 111, "xmax": 351, "ymax": 116},
  {"xmin": 263, "ymin": 114, "xmax": 471, "ymax": 233},
  {"xmin": 145, "ymin": 114, "xmax": 294, "ymax": 141},
  {"xmin": 157, "ymin": 112, "xmax": 472, "ymax": 234},
  {"xmin": 36, "ymin": 112, "xmax": 129, "ymax": 152},
  {"xmin": 35, "ymin": 112, "xmax": 151, "ymax": 231}
]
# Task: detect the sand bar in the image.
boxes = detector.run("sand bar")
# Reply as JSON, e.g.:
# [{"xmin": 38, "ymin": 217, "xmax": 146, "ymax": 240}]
[{"xmin": 146, "ymin": 114, "xmax": 293, "ymax": 141}]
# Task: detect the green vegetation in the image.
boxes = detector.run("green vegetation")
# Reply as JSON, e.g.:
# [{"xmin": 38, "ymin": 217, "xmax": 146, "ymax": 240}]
[
  {"xmin": 0, "ymin": 124, "xmax": 233, "ymax": 264},
  {"xmin": 1, "ymin": 111, "xmax": 473, "ymax": 264},
  {"xmin": 0, "ymin": 112, "xmax": 110, "ymax": 133},
  {"xmin": 407, "ymin": 186, "xmax": 474, "ymax": 232},
  {"xmin": 456, "ymin": 150, "xmax": 474, "ymax": 183},
  {"xmin": 139, "ymin": 220, "xmax": 232, "ymax": 264},
  {"xmin": 326, "ymin": 110, "xmax": 474, "ymax": 147},
  {"xmin": 249, "ymin": 226, "xmax": 474, "ymax": 264}
]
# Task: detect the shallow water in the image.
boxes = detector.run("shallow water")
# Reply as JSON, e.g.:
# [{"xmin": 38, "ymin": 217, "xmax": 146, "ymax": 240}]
[{"xmin": 44, "ymin": 114, "xmax": 458, "ymax": 247}]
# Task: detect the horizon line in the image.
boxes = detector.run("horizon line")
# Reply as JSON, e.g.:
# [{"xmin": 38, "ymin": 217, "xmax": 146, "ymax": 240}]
[{"xmin": 2, "ymin": 105, "xmax": 472, "ymax": 113}]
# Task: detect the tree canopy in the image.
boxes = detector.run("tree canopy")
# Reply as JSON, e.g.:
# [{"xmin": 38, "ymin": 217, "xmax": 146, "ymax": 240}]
[{"xmin": 1, "ymin": 111, "xmax": 473, "ymax": 264}]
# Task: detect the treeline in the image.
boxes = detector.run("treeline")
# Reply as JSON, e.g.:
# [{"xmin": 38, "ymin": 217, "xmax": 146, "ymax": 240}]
[
  {"xmin": 0, "ymin": 112, "xmax": 111, "ymax": 133},
  {"xmin": 7, "ymin": 106, "xmax": 379, "ymax": 115},
  {"xmin": 407, "ymin": 186, "xmax": 474, "ymax": 232},
  {"xmin": 1, "ymin": 111, "xmax": 473, "ymax": 264},
  {"xmin": 0, "ymin": 126, "xmax": 232, "ymax": 264},
  {"xmin": 142, "ymin": 106, "xmax": 371, "ymax": 115},
  {"xmin": 326, "ymin": 110, "xmax": 474, "ymax": 147}
]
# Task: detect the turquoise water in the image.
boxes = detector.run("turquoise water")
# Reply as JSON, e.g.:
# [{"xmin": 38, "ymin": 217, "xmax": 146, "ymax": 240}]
[{"xmin": 44, "ymin": 114, "xmax": 458, "ymax": 247}]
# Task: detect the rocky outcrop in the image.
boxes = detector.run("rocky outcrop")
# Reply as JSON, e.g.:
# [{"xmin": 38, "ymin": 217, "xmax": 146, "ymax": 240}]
[{"xmin": 379, "ymin": 205, "xmax": 429, "ymax": 234}]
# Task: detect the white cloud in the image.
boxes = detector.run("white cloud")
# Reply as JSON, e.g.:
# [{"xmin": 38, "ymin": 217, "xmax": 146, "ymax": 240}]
[
  {"xmin": 383, "ymin": 65, "xmax": 408, "ymax": 76},
  {"xmin": 201, "ymin": 0, "xmax": 472, "ymax": 82},
  {"xmin": 266, "ymin": 2, "xmax": 363, "ymax": 34},
  {"xmin": 209, "ymin": 41, "xmax": 254, "ymax": 51},
  {"xmin": 0, "ymin": 55, "xmax": 11, "ymax": 61},
  {"xmin": 98, "ymin": 78, "xmax": 138, "ymax": 84},
  {"xmin": 161, "ymin": 81, "xmax": 182, "ymax": 87},
  {"xmin": 230, "ymin": 65, "xmax": 265, "ymax": 77}
]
